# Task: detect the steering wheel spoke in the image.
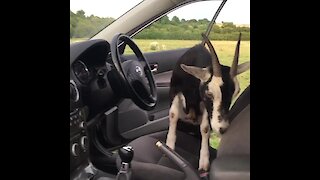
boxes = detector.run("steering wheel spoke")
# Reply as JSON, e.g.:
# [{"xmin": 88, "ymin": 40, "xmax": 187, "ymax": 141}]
[{"xmin": 110, "ymin": 33, "xmax": 157, "ymax": 110}]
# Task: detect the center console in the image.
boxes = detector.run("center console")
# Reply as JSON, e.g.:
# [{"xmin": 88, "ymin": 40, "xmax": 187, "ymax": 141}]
[
  {"xmin": 70, "ymin": 80, "xmax": 117, "ymax": 180},
  {"xmin": 70, "ymin": 107, "xmax": 89, "ymax": 172},
  {"xmin": 70, "ymin": 79, "xmax": 91, "ymax": 174}
]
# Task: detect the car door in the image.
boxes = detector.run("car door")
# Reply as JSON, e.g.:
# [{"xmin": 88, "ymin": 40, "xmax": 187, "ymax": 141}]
[{"xmin": 113, "ymin": 0, "xmax": 226, "ymax": 141}]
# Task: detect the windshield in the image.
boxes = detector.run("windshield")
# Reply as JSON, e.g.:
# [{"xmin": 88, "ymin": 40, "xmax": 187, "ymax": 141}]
[{"xmin": 70, "ymin": 0, "xmax": 143, "ymax": 44}]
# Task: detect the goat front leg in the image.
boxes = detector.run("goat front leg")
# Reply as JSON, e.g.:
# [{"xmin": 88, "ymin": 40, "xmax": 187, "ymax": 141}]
[
  {"xmin": 198, "ymin": 106, "xmax": 210, "ymax": 171},
  {"xmin": 166, "ymin": 94, "xmax": 182, "ymax": 150}
]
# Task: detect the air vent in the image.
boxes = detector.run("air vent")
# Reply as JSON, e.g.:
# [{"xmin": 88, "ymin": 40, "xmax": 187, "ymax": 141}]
[{"xmin": 70, "ymin": 80, "xmax": 79, "ymax": 102}]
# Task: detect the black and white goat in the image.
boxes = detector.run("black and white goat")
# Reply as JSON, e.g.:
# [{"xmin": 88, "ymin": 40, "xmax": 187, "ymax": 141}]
[{"xmin": 166, "ymin": 33, "xmax": 250, "ymax": 171}]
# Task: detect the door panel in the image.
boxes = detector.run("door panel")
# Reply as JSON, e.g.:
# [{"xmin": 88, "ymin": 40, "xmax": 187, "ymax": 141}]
[
  {"xmin": 122, "ymin": 48, "xmax": 188, "ymax": 73},
  {"xmin": 118, "ymin": 87, "xmax": 170, "ymax": 139}
]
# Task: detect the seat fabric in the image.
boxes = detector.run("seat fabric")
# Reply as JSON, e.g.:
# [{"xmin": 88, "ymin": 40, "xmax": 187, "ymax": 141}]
[
  {"xmin": 209, "ymin": 86, "xmax": 250, "ymax": 180},
  {"xmin": 126, "ymin": 130, "xmax": 217, "ymax": 180}
]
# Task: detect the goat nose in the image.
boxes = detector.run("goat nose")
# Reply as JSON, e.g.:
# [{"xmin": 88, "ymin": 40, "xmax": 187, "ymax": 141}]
[{"xmin": 219, "ymin": 127, "xmax": 227, "ymax": 134}]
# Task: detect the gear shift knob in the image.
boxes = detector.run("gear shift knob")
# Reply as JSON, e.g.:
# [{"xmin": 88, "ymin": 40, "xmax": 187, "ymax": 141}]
[
  {"xmin": 117, "ymin": 146, "xmax": 134, "ymax": 180},
  {"xmin": 119, "ymin": 146, "xmax": 134, "ymax": 164}
]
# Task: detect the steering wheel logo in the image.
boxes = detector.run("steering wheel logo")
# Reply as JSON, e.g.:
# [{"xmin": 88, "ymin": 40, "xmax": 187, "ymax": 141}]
[{"xmin": 135, "ymin": 66, "xmax": 143, "ymax": 76}]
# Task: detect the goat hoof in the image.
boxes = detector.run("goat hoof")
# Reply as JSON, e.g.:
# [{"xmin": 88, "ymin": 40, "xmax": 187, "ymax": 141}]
[
  {"xmin": 198, "ymin": 158, "xmax": 209, "ymax": 171},
  {"xmin": 165, "ymin": 141, "xmax": 175, "ymax": 150}
]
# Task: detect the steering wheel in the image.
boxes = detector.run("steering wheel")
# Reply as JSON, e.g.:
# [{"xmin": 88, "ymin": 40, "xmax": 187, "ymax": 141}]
[{"xmin": 110, "ymin": 33, "xmax": 157, "ymax": 111}]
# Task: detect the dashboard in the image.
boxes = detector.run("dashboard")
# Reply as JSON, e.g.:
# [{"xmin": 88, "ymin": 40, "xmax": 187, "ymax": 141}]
[
  {"xmin": 70, "ymin": 39, "xmax": 121, "ymax": 118},
  {"xmin": 70, "ymin": 39, "xmax": 122, "ymax": 172},
  {"xmin": 69, "ymin": 38, "xmax": 162, "ymax": 175}
]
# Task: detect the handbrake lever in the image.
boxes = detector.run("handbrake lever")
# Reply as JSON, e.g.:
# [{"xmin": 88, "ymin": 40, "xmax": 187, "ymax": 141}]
[{"xmin": 155, "ymin": 141, "xmax": 201, "ymax": 180}]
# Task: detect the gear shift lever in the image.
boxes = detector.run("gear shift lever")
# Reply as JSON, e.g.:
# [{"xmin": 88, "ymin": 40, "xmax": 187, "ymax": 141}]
[{"xmin": 116, "ymin": 146, "xmax": 134, "ymax": 180}]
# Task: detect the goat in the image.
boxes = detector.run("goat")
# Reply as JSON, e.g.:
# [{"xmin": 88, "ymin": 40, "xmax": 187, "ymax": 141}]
[{"xmin": 166, "ymin": 33, "xmax": 250, "ymax": 171}]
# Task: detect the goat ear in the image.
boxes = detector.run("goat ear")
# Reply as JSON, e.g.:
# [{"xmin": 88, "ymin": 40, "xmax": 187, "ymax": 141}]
[
  {"xmin": 180, "ymin": 64, "xmax": 210, "ymax": 82},
  {"xmin": 236, "ymin": 62, "xmax": 250, "ymax": 75}
]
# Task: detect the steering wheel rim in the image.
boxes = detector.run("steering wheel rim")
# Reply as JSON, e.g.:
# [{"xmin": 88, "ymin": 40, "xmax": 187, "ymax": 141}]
[{"xmin": 111, "ymin": 33, "xmax": 157, "ymax": 110}]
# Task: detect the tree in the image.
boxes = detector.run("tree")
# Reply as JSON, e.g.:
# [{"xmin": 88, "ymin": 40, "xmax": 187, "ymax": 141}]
[
  {"xmin": 198, "ymin": 18, "xmax": 209, "ymax": 24},
  {"xmin": 159, "ymin": 15, "xmax": 170, "ymax": 24},
  {"xmin": 76, "ymin": 10, "xmax": 86, "ymax": 18},
  {"xmin": 70, "ymin": 10, "xmax": 115, "ymax": 38},
  {"xmin": 187, "ymin": 19, "xmax": 198, "ymax": 23},
  {"xmin": 171, "ymin": 16, "xmax": 180, "ymax": 24},
  {"xmin": 222, "ymin": 22, "xmax": 236, "ymax": 29},
  {"xmin": 70, "ymin": 9, "xmax": 250, "ymax": 40},
  {"xmin": 212, "ymin": 24, "xmax": 221, "ymax": 33}
]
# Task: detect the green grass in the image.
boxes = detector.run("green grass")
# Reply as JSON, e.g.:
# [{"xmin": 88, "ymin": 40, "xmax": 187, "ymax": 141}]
[
  {"xmin": 210, "ymin": 132, "xmax": 221, "ymax": 149},
  {"xmin": 70, "ymin": 38, "xmax": 250, "ymax": 149},
  {"xmin": 70, "ymin": 38, "xmax": 88, "ymax": 43}
]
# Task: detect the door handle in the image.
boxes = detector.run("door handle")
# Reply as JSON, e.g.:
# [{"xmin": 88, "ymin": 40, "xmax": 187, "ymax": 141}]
[{"xmin": 150, "ymin": 63, "xmax": 158, "ymax": 73}]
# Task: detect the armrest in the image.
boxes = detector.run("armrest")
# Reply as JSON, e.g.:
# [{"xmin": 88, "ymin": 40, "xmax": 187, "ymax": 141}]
[{"xmin": 154, "ymin": 71, "xmax": 172, "ymax": 87}]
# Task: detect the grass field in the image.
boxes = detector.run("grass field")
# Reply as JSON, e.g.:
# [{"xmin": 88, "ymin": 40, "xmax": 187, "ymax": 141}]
[
  {"xmin": 70, "ymin": 38, "xmax": 88, "ymax": 43},
  {"xmin": 70, "ymin": 38, "xmax": 250, "ymax": 149}
]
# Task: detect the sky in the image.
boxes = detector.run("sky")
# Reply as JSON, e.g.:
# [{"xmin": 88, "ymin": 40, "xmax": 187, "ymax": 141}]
[{"xmin": 70, "ymin": 0, "xmax": 250, "ymax": 25}]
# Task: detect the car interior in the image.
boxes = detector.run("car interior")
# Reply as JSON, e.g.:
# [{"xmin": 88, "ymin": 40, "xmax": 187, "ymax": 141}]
[{"xmin": 70, "ymin": 0, "xmax": 250, "ymax": 180}]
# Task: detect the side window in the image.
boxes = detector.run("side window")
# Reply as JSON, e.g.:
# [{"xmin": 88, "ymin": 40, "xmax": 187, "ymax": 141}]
[
  {"xmin": 131, "ymin": 0, "xmax": 250, "ymax": 101},
  {"xmin": 132, "ymin": 1, "xmax": 223, "ymax": 53}
]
